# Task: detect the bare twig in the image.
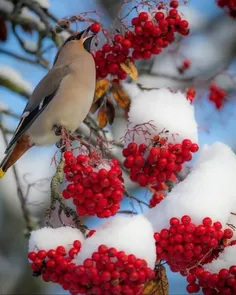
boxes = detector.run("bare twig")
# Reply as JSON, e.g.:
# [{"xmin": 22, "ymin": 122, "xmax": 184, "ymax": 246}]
[{"xmin": 124, "ymin": 189, "xmax": 150, "ymax": 207}]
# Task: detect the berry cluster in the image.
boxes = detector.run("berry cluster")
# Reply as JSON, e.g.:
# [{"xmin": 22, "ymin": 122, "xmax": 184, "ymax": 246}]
[
  {"xmin": 28, "ymin": 241, "xmax": 81, "ymax": 281},
  {"xmin": 122, "ymin": 139, "xmax": 199, "ymax": 189},
  {"xmin": 62, "ymin": 152, "xmax": 124, "ymax": 218},
  {"xmin": 217, "ymin": 0, "xmax": 236, "ymax": 18},
  {"xmin": 29, "ymin": 244, "xmax": 155, "ymax": 295},
  {"xmin": 95, "ymin": 1, "xmax": 189, "ymax": 80},
  {"xmin": 149, "ymin": 191, "xmax": 166, "ymax": 208},
  {"xmin": 186, "ymin": 264, "xmax": 236, "ymax": 294},
  {"xmin": 154, "ymin": 216, "xmax": 233, "ymax": 273},
  {"xmin": 209, "ymin": 84, "xmax": 227, "ymax": 109}
]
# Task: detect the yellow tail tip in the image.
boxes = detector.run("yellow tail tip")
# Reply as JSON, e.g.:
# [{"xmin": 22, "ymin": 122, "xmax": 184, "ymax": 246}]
[{"xmin": 0, "ymin": 169, "xmax": 6, "ymax": 178}]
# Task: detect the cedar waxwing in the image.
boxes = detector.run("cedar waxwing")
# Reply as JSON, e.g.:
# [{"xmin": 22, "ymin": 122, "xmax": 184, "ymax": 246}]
[{"xmin": 0, "ymin": 26, "xmax": 97, "ymax": 178}]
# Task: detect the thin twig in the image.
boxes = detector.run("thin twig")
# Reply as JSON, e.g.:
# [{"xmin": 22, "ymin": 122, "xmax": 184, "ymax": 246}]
[{"xmin": 124, "ymin": 189, "xmax": 150, "ymax": 207}]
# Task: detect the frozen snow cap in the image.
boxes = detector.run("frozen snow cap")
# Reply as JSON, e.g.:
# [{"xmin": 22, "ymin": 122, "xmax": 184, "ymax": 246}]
[
  {"xmin": 74, "ymin": 215, "xmax": 156, "ymax": 268},
  {"xmin": 126, "ymin": 88, "xmax": 198, "ymax": 145},
  {"xmin": 144, "ymin": 142, "xmax": 236, "ymax": 231},
  {"xmin": 204, "ymin": 245, "xmax": 236, "ymax": 273},
  {"xmin": 28, "ymin": 226, "xmax": 85, "ymax": 252}
]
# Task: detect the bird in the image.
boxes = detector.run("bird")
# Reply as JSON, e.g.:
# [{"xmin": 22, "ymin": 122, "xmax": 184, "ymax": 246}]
[{"xmin": 0, "ymin": 26, "xmax": 97, "ymax": 178}]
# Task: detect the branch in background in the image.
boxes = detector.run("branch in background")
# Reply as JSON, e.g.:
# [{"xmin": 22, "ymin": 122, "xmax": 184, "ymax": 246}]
[
  {"xmin": 0, "ymin": 75, "xmax": 31, "ymax": 99},
  {"xmin": 0, "ymin": 48, "xmax": 49, "ymax": 69},
  {"xmin": 0, "ymin": 121, "xmax": 35, "ymax": 234}
]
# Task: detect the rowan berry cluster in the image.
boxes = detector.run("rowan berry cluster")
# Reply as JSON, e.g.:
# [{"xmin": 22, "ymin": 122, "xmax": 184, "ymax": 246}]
[
  {"xmin": 122, "ymin": 139, "xmax": 199, "ymax": 189},
  {"xmin": 62, "ymin": 151, "xmax": 124, "ymax": 218},
  {"xmin": 186, "ymin": 264, "xmax": 236, "ymax": 294},
  {"xmin": 29, "ymin": 243, "xmax": 155, "ymax": 295},
  {"xmin": 154, "ymin": 216, "xmax": 233, "ymax": 273},
  {"xmin": 94, "ymin": 0, "xmax": 189, "ymax": 80},
  {"xmin": 209, "ymin": 84, "xmax": 227, "ymax": 109},
  {"xmin": 28, "ymin": 241, "xmax": 81, "ymax": 282},
  {"xmin": 217, "ymin": 0, "xmax": 236, "ymax": 18}
]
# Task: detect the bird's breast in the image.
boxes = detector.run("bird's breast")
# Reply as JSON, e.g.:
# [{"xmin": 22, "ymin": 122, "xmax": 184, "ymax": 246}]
[{"xmin": 28, "ymin": 74, "xmax": 95, "ymax": 146}]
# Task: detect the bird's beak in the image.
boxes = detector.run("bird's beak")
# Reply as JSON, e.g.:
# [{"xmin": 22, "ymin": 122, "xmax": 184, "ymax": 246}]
[
  {"xmin": 81, "ymin": 26, "xmax": 97, "ymax": 52},
  {"xmin": 81, "ymin": 26, "xmax": 97, "ymax": 40}
]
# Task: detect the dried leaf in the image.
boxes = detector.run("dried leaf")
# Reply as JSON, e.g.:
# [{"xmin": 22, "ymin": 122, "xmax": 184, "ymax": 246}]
[
  {"xmin": 111, "ymin": 82, "xmax": 131, "ymax": 111},
  {"xmin": 90, "ymin": 97, "xmax": 103, "ymax": 114},
  {"xmin": 106, "ymin": 97, "xmax": 115, "ymax": 125},
  {"xmin": 143, "ymin": 266, "xmax": 168, "ymax": 295},
  {"xmin": 97, "ymin": 104, "xmax": 108, "ymax": 128},
  {"xmin": 120, "ymin": 58, "xmax": 138, "ymax": 81},
  {"xmin": 94, "ymin": 79, "xmax": 110, "ymax": 102}
]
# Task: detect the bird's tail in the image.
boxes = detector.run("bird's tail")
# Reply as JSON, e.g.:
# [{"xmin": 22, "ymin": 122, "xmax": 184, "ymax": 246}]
[{"xmin": 0, "ymin": 134, "xmax": 31, "ymax": 178}]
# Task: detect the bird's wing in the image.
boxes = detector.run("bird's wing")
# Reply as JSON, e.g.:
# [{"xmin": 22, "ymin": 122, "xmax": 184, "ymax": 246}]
[{"xmin": 5, "ymin": 65, "xmax": 70, "ymax": 153}]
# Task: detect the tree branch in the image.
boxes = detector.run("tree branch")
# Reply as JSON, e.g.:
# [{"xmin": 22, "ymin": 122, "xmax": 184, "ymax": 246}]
[
  {"xmin": 0, "ymin": 75, "xmax": 31, "ymax": 99},
  {"xmin": 0, "ymin": 48, "xmax": 49, "ymax": 69}
]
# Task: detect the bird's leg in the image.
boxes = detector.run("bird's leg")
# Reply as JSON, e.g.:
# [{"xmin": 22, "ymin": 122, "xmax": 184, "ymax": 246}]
[{"xmin": 53, "ymin": 125, "xmax": 72, "ymax": 151}]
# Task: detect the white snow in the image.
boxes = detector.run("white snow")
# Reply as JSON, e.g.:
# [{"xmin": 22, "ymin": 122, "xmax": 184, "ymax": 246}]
[
  {"xmin": 144, "ymin": 142, "xmax": 236, "ymax": 231},
  {"xmin": 204, "ymin": 245, "xmax": 236, "ymax": 273},
  {"xmin": 178, "ymin": 5, "xmax": 208, "ymax": 32},
  {"xmin": 59, "ymin": 31, "xmax": 71, "ymax": 42},
  {"xmin": 74, "ymin": 215, "xmax": 156, "ymax": 268},
  {"xmin": 20, "ymin": 8, "xmax": 45, "ymax": 31},
  {"xmin": 0, "ymin": 66, "xmax": 32, "ymax": 95},
  {"xmin": 34, "ymin": 0, "xmax": 50, "ymax": 9},
  {"xmin": 23, "ymin": 40, "xmax": 37, "ymax": 52},
  {"xmin": 126, "ymin": 88, "xmax": 198, "ymax": 145},
  {"xmin": 0, "ymin": 0, "xmax": 13, "ymax": 13},
  {"xmin": 0, "ymin": 102, "xmax": 9, "ymax": 112},
  {"xmin": 28, "ymin": 226, "xmax": 84, "ymax": 252}
]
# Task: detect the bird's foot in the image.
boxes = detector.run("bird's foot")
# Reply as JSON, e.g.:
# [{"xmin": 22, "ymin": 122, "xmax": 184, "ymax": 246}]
[
  {"xmin": 53, "ymin": 125, "xmax": 72, "ymax": 151},
  {"xmin": 53, "ymin": 125, "xmax": 63, "ymax": 136}
]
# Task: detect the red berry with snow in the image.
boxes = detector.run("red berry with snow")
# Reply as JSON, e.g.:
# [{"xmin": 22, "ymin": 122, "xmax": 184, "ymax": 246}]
[
  {"xmin": 154, "ymin": 216, "xmax": 233, "ymax": 273},
  {"xmin": 123, "ymin": 138, "xmax": 199, "ymax": 190}
]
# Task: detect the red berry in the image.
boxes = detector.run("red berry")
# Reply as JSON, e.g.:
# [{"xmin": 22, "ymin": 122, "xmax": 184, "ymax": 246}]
[
  {"xmin": 139, "ymin": 12, "xmax": 149, "ymax": 22},
  {"xmin": 131, "ymin": 17, "xmax": 140, "ymax": 26},
  {"xmin": 28, "ymin": 252, "xmax": 37, "ymax": 261},
  {"xmin": 219, "ymin": 269, "xmax": 229, "ymax": 279},
  {"xmin": 37, "ymin": 250, "xmax": 47, "ymax": 260},
  {"xmin": 114, "ymin": 34, "xmax": 123, "ymax": 43},
  {"xmin": 190, "ymin": 143, "xmax": 199, "ymax": 153},
  {"xmin": 56, "ymin": 246, "xmax": 66, "ymax": 256},
  {"xmin": 181, "ymin": 215, "xmax": 191, "ymax": 224},
  {"xmin": 90, "ymin": 23, "xmax": 101, "ymax": 34},
  {"xmin": 223, "ymin": 228, "xmax": 233, "ymax": 239},
  {"xmin": 170, "ymin": 1, "xmax": 179, "ymax": 8},
  {"xmin": 155, "ymin": 12, "xmax": 165, "ymax": 21}
]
